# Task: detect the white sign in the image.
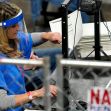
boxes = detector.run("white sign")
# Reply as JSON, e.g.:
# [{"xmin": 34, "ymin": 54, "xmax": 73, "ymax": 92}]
[{"xmin": 88, "ymin": 87, "xmax": 111, "ymax": 111}]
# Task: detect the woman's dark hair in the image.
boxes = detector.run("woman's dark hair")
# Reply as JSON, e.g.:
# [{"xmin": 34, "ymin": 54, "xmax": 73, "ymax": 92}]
[{"xmin": 0, "ymin": 2, "xmax": 20, "ymax": 22}]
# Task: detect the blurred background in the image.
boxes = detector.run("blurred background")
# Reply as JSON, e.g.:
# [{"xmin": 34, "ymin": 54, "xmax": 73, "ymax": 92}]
[
  {"xmin": 9, "ymin": 0, "xmax": 111, "ymax": 49},
  {"xmin": 10, "ymin": 0, "xmax": 111, "ymax": 32}
]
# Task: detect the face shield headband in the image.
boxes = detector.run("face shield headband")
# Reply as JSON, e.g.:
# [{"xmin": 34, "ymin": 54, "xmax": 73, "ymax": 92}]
[{"xmin": 0, "ymin": 9, "xmax": 23, "ymax": 28}]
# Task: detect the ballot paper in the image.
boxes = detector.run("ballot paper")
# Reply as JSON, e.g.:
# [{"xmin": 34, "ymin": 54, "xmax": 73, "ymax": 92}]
[{"xmin": 49, "ymin": 10, "xmax": 83, "ymax": 50}]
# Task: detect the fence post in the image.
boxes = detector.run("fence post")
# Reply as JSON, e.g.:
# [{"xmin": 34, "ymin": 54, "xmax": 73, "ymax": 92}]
[
  {"xmin": 56, "ymin": 55, "xmax": 64, "ymax": 111},
  {"xmin": 43, "ymin": 57, "xmax": 51, "ymax": 111}
]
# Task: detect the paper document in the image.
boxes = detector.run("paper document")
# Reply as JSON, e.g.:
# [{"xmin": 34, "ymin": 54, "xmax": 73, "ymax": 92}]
[{"xmin": 49, "ymin": 10, "xmax": 83, "ymax": 49}]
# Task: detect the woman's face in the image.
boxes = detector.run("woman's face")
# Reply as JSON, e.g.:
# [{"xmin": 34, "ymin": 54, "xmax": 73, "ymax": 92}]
[{"xmin": 6, "ymin": 24, "xmax": 19, "ymax": 39}]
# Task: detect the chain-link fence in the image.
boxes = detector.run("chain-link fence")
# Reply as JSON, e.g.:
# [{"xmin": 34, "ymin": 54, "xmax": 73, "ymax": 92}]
[
  {"xmin": 1, "ymin": 57, "xmax": 111, "ymax": 111},
  {"xmin": 0, "ymin": 58, "xmax": 52, "ymax": 111},
  {"xmin": 56, "ymin": 56, "xmax": 111, "ymax": 111}
]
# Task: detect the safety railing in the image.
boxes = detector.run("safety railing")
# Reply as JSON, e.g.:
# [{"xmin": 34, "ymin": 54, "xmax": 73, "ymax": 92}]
[
  {"xmin": 56, "ymin": 55, "xmax": 111, "ymax": 111},
  {"xmin": 1, "ymin": 56, "xmax": 111, "ymax": 111}
]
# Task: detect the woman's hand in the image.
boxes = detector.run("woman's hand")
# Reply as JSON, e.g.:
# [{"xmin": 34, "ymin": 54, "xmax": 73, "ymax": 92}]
[
  {"xmin": 30, "ymin": 51, "xmax": 43, "ymax": 61},
  {"xmin": 49, "ymin": 85, "xmax": 57, "ymax": 96},
  {"xmin": 33, "ymin": 85, "xmax": 57, "ymax": 98},
  {"xmin": 42, "ymin": 32, "xmax": 62, "ymax": 44},
  {"xmin": 24, "ymin": 52, "xmax": 43, "ymax": 70},
  {"xmin": 34, "ymin": 87, "xmax": 45, "ymax": 98}
]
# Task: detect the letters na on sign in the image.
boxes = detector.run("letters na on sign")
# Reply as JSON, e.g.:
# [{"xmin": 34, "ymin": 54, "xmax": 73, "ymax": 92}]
[{"xmin": 88, "ymin": 87, "xmax": 111, "ymax": 111}]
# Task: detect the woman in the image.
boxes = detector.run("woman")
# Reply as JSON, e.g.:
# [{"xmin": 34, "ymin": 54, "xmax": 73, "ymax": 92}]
[{"xmin": 0, "ymin": 2, "xmax": 61, "ymax": 111}]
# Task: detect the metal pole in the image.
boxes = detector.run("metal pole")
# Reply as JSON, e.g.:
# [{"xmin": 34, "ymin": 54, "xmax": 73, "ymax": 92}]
[
  {"xmin": 61, "ymin": 1, "xmax": 73, "ymax": 110},
  {"xmin": 61, "ymin": 4, "xmax": 68, "ymax": 58},
  {"xmin": 60, "ymin": 59, "xmax": 111, "ymax": 68},
  {"xmin": 56, "ymin": 55, "xmax": 63, "ymax": 111},
  {"xmin": 94, "ymin": 10, "xmax": 101, "ymax": 60},
  {"xmin": 0, "ymin": 58, "xmax": 44, "ymax": 66},
  {"xmin": 43, "ymin": 57, "xmax": 51, "ymax": 111}
]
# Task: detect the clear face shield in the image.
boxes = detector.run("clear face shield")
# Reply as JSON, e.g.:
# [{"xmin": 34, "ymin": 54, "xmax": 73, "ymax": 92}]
[
  {"xmin": 0, "ymin": 7, "xmax": 31, "ymax": 58},
  {"xmin": 0, "ymin": 9, "xmax": 28, "ymax": 35}
]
